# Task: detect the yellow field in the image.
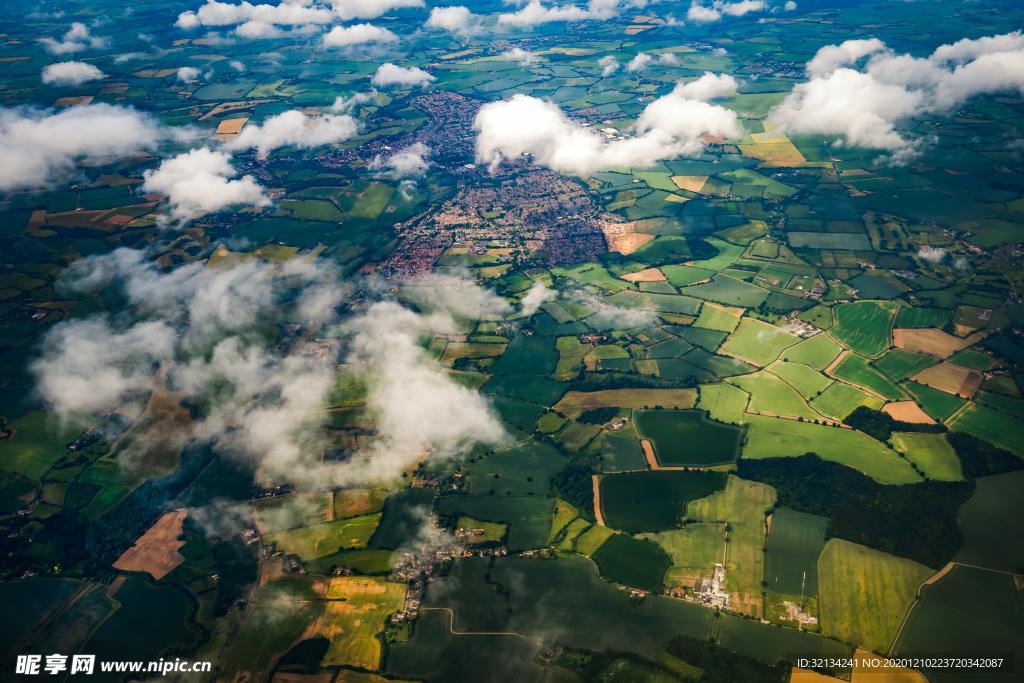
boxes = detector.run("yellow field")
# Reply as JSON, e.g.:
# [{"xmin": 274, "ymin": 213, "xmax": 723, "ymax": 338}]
[
  {"xmin": 892, "ymin": 328, "xmax": 983, "ymax": 359},
  {"xmin": 553, "ymin": 388, "xmax": 697, "ymax": 418},
  {"xmin": 686, "ymin": 477, "xmax": 776, "ymax": 617},
  {"xmin": 671, "ymin": 175, "xmax": 709, "ymax": 193},
  {"xmin": 818, "ymin": 539, "xmax": 932, "ymax": 654},
  {"xmin": 910, "ymin": 362, "xmax": 982, "ymax": 398},
  {"xmin": 314, "ymin": 577, "xmax": 406, "ymax": 670},
  {"xmin": 621, "ymin": 267, "xmax": 666, "ymax": 282},
  {"xmin": 333, "ymin": 488, "xmax": 389, "ymax": 519},
  {"xmin": 738, "ymin": 140, "xmax": 808, "ymax": 167}
]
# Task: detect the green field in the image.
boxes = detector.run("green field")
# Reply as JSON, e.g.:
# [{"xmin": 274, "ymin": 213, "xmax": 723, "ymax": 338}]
[
  {"xmin": 948, "ymin": 403, "xmax": 1024, "ymax": 455},
  {"xmin": 809, "ymin": 381, "xmax": 884, "ymax": 420},
  {"xmin": 694, "ymin": 302, "xmax": 742, "ymax": 333},
  {"xmin": 818, "ymin": 539, "xmax": 932, "ymax": 654},
  {"xmin": 742, "ymin": 416, "xmax": 921, "ymax": 484},
  {"xmin": 831, "ymin": 302, "xmax": 896, "ymax": 358},
  {"xmin": 720, "ymin": 318, "xmax": 801, "ymax": 366},
  {"xmin": 435, "ymin": 495, "xmax": 553, "ymax": 551},
  {"xmin": 0, "ymin": 578, "xmax": 80, "ymax": 658},
  {"xmin": 767, "ymin": 361, "xmax": 834, "ymax": 399},
  {"xmin": 634, "ymin": 409, "xmax": 743, "ymax": 466},
  {"xmin": 955, "ymin": 470, "xmax": 1024, "ymax": 572},
  {"xmin": 905, "ymin": 382, "xmax": 966, "ymax": 421},
  {"xmin": 696, "ymin": 382, "xmax": 749, "ymax": 424},
  {"xmin": 592, "ymin": 533, "xmax": 671, "ymax": 592},
  {"xmin": 420, "ymin": 555, "xmax": 715, "ymax": 657},
  {"xmin": 687, "ymin": 476, "xmax": 776, "ymax": 617},
  {"xmin": 782, "ymin": 333, "xmax": 843, "ymax": 370},
  {"xmin": 264, "ymin": 514, "xmax": 381, "ymax": 559},
  {"xmin": 219, "ymin": 579, "xmax": 323, "ymax": 678},
  {"xmin": 893, "ymin": 565, "xmax": 1024, "ymax": 683},
  {"xmin": 639, "ymin": 524, "xmax": 726, "ymax": 588},
  {"xmin": 830, "ymin": 353, "xmax": 904, "ymax": 399},
  {"xmin": 682, "ymin": 274, "xmax": 769, "ymax": 308},
  {"xmin": 872, "ymin": 349, "xmax": 938, "ymax": 381},
  {"xmin": 717, "ymin": 612, "xmax": 852, "ymax": 666},
  {"xmin": 600, "ymin": 470, "xmax": 726, "ymax": 533},
  {"xmin": 729, "ymin": 371, "xmax": 825, "ymax": 420},
  {"xmin": 764, "ymin": 507, "xmax": 829, "ymax": 597},
  {"xmin": 890, "ymin": 432, "xmax": 963, "ymax": 481}
]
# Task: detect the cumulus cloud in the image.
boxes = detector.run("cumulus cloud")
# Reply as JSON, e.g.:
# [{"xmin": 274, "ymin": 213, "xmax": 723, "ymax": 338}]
[
  {"xmin": 768, "ymin": 31, "xmax": 1024, "ymax": 157},
  {"xmin": 917, "ymin": 246, "xmax": 946, "ymax": 263},
  {"xmin": 234, "ymin": 20, "xmax": 318, "ymax": 38},
  {"xmin": 370, "ymin": 142, "xmax": 430, "ymax": 178},
  {"xmin": 626, "ymin": 52, "xmax": 652, "ymax": 72},
  {"xmin": 400, "ymin": 272, "xmax": 513, "ymax": 320},
  {"xmin": 323, "ymin": 22, "xmax": 398, "ymax": 46},
  {"xmin": 519, "ymin": 281, "xmax": 554, "ymax": 316},
  {"xmin": 33, "ymin": 318, "xmax": 175, "ymax": 419},
  {"xmin": 177, "ymin": 66, "xmax": 201, "ymax": 83},
  {"xmin": 0, "ymin": 104, "xmax": 165, "ymax": 191},
  {"xmin": 331, "ymin": 0, "xmax": 425, "ymax": 20},
  {"xmin": 39, "ymin": 22, "xmax": 106, "ymax": 55},
  {"xmin": 41, "ymin": 61, "xmax": 105, "ymax": 86},
  {"xmin": 371, "ymin": 62, "xmax": 435, "ymax": 87},
  {"xmin": 331, "ymin": 90, "xmax": 376, "ymax": 112},
  {"xmin": 142, "ymin": 148, "xmax": 269, "ymax": 225},
  {"xmin": 425, "ymin": 6, "xmax": 477, "ymax": 34},
  {"xmin": 501, "ymin": 47, "xmax": 540, "ymax": 65},
  {"xmin": 498, "ymin": 0, "xmax": 621, "ymax": 28},
  {"xmin": 340, "ymin": 299, "xmax": 506, "ymax": 483},
  {"xmin": 225, "ymin": 109, "xmax": 359, "ymax": 159},
  {"xmin": 176, "ymin": 0, "xmax": 335, "ymax": 31},
  {"xmin": 784, "ymin": 0, "xmax": 796, "ymax": 10},
  {"xmin": 474, "ymin": 71, "xmax": 741, "ymax": 175},
  {"xmin": 598, "ymin": 55, "xmax": 619, "ymax": 76},
  {"xmin": 41, "ymin": 247, "xmax": 513, "ymax": 488},
  {"xmin": 687, "ymin": 0, "xmax": 764, "ymax": 23}
]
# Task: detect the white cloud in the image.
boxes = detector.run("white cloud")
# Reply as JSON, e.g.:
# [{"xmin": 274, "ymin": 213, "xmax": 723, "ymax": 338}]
[
  {"xmin": 519, "ymin": 281, "xmax": 553, "ymax": 316},
  {"xmin": 598, "ymin": 55, "xmax": 619, "ymax": 76},
  {"xmin": 33, "ymin": 318, "xmax": 176, "ymax": 419},
  {"xmin": 626, "ymin": 52, "xmax": 652, "ymax": 72},
  {"xmin": 769, "ymin": 32, "xmax": 1024, "ymax": 156},
  {"xmin": 917, "ymin": 246, "xmax": 946, "ymax": 263},
  {"xmin": 225, "ymin": 109, "xmax": 359, "ymax": 159},
  {"xmin": 0, "ymin": 104, "xmax": 164, "ymax": 191},
  {"xmin": 687, "ymin": 3, "xmax": 720, "ymax": 22},
  {"xmin": 370, "ymin": 142, "xmax": 430, "ymax": 178},
  {"xmin": 142, "ymin": 148, "xmax": 269, "ymax": 225},
  {"xmin": 371, "ymin": 62, "xmax": 435, "ymax": 87},
  {"xmin": 178, "ymin": 0, "xmax": 335, "ymax": 30},
  {"xmin": 784, "ymin": 1, "xmax": 796, "ymax": 10},
  {"xmin": 176, "ymin": 11, "xmax": 201, "ymax": 29},
  {"xmin": 673, "ymin": 71, "xmax": 738, "ymax": 100},
  {"xmin": 498, "ymin": 0, "xmax": 620, "ymax": 28},
  {"xmin": 331, "ymin": 90, "xmax": 376, "ymax": 112},
  {"xmin": 229, "ymin": 59, "xmax": 246, "ymax": 71},
  {"xmin": 42, "ymin": 251, "xmax": 512, "ymax": 487},
  {"xmin": 41, "ymin": 61, "xmax": 105, "ymax": 86},
  {"xmin": 425, "ymin": 6, "xmax": 477, "ymax": 34},
  {"xmin": 341, "ymin": 298, "xmax": 507, "ymax": 484},
  {"xmin": 501, "ymin": 47, "xmax": 540, "ymax": 65},
  {"xmin": 331, "ymin": 0, "xmax": 425, "ymax": 20},
  {"xmin": 657, "ymin": 52, "xmax": 680, "ymax": 66},
  {"xmin": 474, "ymin": 72, "xmax": 741, "ymax": 176},
  {"xmin": 177, "ymin": 66, "xmax": 201, "ymax": 83},
  {"xmin": 323, "ymin": 22, "xmax": 398, "ymax": 46},
  {"xmin": 39, "ymin": 22, "xmax": 106, "ymax": 55},
  {"xmin": 687, "ymin": 0, "xmax": 763, "ymax": 23}
]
